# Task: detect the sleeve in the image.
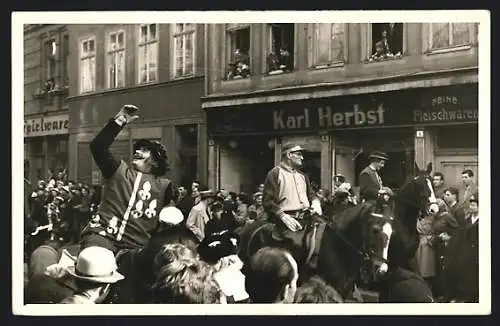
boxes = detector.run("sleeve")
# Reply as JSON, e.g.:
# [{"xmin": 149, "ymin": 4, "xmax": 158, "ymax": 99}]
[
  {"xmin": 262, "ymin": 167, "xmax": 284, "ymax": 218},
  {"xmin": 185, "ymin": 208, "xmax": 203, "ymax": 242},
  {"xmin": 89, "ymin": 118, "xmax": 125, "ymax": 179}
]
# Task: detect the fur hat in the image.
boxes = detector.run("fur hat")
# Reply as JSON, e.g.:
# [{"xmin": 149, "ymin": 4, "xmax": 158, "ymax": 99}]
[
  {"xmin": 133, "ymin": 139, "xmax": 170, "ymax": 176},
  {"xmin": 197, "ymin": 230, "xmax": 239, "ymax": 263}
]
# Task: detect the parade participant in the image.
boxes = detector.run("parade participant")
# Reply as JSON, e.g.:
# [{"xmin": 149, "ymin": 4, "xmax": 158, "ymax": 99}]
[
  {"xmin": 80, "ymin": 105, "xmax": 174, "ymax": 254},
  {"xmin": 262, "ymin": 143, "xmax": 322, "ymax": 261},
  {"xmin": 359, "ymin": 151, "xmax": 389, "ymax": 204}
]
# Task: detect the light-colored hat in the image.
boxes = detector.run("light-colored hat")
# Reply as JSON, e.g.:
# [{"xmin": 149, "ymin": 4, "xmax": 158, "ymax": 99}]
[
  {"xmin": 159, "ymin": 206, "xmax": 184, "ymax": 225},
  {"xmin": 66, "ymin": 246, "xmax": 124, "ymax": 284}
]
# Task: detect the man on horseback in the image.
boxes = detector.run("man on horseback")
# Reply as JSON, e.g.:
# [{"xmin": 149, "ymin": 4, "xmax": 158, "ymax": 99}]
[
  {"xmin": 262, "ymin": 143, "xmax": 322, "ymax": 264},
  {"xmin": 359, "ymin": 151, "xmax": 389, "ymax": 204},
  {"xmin": 80, "ymin": 105, "xmax": 174, "ymax": 256}
]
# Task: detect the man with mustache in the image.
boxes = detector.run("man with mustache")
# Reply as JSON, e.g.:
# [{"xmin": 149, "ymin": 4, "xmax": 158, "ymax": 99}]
[{"xmin": 80, "ymin": 105, "xmax": 174, "ymax": 255}]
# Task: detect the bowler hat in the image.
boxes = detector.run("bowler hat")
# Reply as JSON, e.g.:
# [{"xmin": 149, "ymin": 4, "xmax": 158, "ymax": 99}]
[
  {"xmin": 368, "ymin": 151, "xmax": 389, "ymax": 161},
  {"xmin": 282, "ymin": 143, "xmax": 305, "ymax": 155},
  {"xmin": 65, "ymin": 246, "xmax": 124, "ymax": 284}
]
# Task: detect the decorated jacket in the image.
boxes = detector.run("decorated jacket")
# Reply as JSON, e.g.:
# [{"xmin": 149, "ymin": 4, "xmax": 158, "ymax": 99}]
[{"xmin": 81, "ymin": 119, "xmax": 172, "ymax": 251}]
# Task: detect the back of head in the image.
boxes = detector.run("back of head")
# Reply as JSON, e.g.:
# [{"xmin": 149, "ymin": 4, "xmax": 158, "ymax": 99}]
[
  {"xmin": 152, "ymin": 257, "xmax": 221, "ymax": 304},
  {"xmin": 244, "ymin": 247, "xmax": 296, "ymax": 303},
  {"xmin": 294, "ymin": 276, "xmax": 344, "ymax": 303}
]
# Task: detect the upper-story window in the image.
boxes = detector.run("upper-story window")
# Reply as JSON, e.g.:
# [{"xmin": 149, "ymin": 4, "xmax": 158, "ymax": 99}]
[
  {"xmin": 310, "ymin": 23, "xmax": 346, "ymax": 68},
  {"xmin": 62, "ymin": 34, "xmax": 69, "ymax": 89},
  {"xmin": 79, "ymin": 36, "xmax": 96, "ymax": 94},
  {"xmin": 429, "ymin": 23, "xmax": 472, "ymax": 51},
  {"xmin": 368, "ymin": 23, "xmax": 404, "ymax": 62},
  {"xmin": 44, "ymin": 38, "xmax": 56, "ymax": 92},
  {"xmin": 266, "ymin": 23, "xmax": 294, "ymax": 74},
  {"xmin": 138, "ymin": 24, "xmax": 158, "ymax": 84},
  {"xmin": 106, "ymin": 30, "xmax": 126, "ymax": 89},
  {"xmin": 226, "ymin": 23, "xmax": 250, "ymax": 80},
  {"xmin": 173, "ymin": 23, "xmax": 195, "ymax": 78}
]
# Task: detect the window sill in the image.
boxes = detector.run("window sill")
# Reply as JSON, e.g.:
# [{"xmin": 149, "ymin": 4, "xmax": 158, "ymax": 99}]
[
  {"xmin": 363, "ymin": 54, "xmax": 405, "ymax": 64},
  {"xmin": 311, "ymin": 62, "xmax": 345, "ymax": 70},
  {"xmin": 264, "ymin": 69, "xmax": 294, "ymax": 77},
  {"xmin": 425, "ymin": 44, "xmax": 472, "ymax": 55},
  {"xmin": 172, "ymin": 74, "xmax": 197, "ymax": 82},
  {"xmin": 223, "ymin": 76, "xmax": 252, "ymax": 82}
]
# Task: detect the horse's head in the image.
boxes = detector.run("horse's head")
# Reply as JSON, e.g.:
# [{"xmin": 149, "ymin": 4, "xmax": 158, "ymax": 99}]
[{"xmin": 409, "ymin": 162, "xmax": 440, "ymax": 215}]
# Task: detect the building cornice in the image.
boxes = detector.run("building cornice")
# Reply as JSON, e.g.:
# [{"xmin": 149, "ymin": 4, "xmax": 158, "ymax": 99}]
[{"xmin": 201, "ymin": 66, "xmax": 478, "ymax": 109}]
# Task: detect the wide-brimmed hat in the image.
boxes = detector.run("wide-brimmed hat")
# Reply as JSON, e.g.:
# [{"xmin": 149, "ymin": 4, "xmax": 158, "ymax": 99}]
[
  {"xmin": 282, "ymin": 143, "xmax": 305, "ymax": 155},
  {"xmin": 368, "ymin": 151, "xmax": 389, "ymax": 161},
  {"xmin": 65, "ymin": 246, "xmax": 124, "ymax": 284}
]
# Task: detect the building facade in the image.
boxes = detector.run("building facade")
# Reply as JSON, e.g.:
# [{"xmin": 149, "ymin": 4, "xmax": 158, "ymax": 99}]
[
  {"xmin": 24, "ymin": 24, "xmax": 70, "ymax": 187},
  {"xmin": 66, "ymin": 24, "xmax": 207, "ymax": 188},
  {"xmin": 202, "ymin": 23, "xmax": 479, "ymax": 194}
]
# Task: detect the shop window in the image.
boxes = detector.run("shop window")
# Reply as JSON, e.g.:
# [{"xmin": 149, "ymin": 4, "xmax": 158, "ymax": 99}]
[
  {"xmin": 79, "ymin": 36, "xmax": 96, "ymax": 93},
  {"xmin": 107, "ymin": 30, "xmax": 126, "ymax": 89},
  {"xmin": 226, "ymin": 24, "xmax": 250, "ymax": 80},
  {"xmin": 173, "ymin": 23, "xmax": 196, "ymax": 78},
  {"xmin": 368, "ymin": 23, "xmax": 404, "ymax": 62},
  {"xmin": 311, "ymin": 23, "xmax": 346, "ymax": 67},
  {"xmin": 138, "ymin": 24, "xmax": 158, "ymax": 84},
  {"xmin": 428, "ymin": 23, "xmax": 472, "ymax": 52},
  {"xmin": 437, "ymin": 126, "xmax": 478, "ymax": 149},
  {"xmin": 266, "ymin": 23, "xmax": 294, "ymax": 74}
]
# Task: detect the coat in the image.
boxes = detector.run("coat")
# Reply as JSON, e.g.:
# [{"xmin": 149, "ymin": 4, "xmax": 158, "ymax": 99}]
[
  {"xmin": 185, "ymin": 201, "xmax": 210, "ymax": 242},
  {"xmin": 359, "ymin": 166, "xmax": 382, "ymax": 201},
  {"xmin": 442, "ymin": 217, "xmax": 479, "ymax": 302},
  {"xmin": 416, "ymin": 215, "xmax": 436, "ymax": 278}
]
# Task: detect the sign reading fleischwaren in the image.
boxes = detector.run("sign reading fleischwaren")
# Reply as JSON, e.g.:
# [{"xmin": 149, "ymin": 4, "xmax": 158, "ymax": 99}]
[
  {"xmin": 206, "ymin": 84, "xmax": 478, "ymax": 135},
  {"xmin": 24, "ymin": 114, "xmax": 69, "ymax": 138}
]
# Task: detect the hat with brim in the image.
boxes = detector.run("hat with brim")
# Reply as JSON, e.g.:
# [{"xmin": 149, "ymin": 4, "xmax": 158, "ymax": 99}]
[
  {"xmin": 282, "ymin": 143, "xmax": 305, "ymax": 155},
  {"xmin": 66, "ymin": 266, "xmax": 124, "ymax": 284},
  {"xmin": 368, "ymin": 151, "xmax": 389, "ymax": 161}
]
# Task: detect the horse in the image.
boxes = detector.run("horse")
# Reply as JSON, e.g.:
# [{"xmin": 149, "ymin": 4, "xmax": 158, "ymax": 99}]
[
  {"xmin": 376, "ymin": 162, "xmax": 440, "ymax": 303},
  {"xmin": 236, "ymin": 195, "xmax": 395, "ymax": 301}
]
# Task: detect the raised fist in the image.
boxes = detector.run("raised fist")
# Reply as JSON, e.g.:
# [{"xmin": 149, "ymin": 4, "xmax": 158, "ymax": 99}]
[{"xmin": 114, "ymin": 104, "xmax": 140, "ymax": 126}]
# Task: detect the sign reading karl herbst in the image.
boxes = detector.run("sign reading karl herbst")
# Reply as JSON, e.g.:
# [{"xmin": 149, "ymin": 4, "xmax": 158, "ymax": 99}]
[{"xmin": 206, "ymin": 84, "xmax": 478, "ymax": 135}]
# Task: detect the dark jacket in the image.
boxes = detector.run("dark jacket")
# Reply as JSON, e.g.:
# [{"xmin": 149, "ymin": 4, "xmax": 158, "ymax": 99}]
[{"xmin": 359, "ymin": 166, "xmax": 382, "ymax": 201}]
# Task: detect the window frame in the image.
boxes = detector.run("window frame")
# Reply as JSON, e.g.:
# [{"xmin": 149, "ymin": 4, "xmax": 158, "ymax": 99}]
[
  {"xmin": 78, "ymin": 35, "xmax": 96, "ymax": 94},
  {"xmin": 105, "ymin": 29, "xmax": 126, "ymax": 89},
  {"xmin": 172, "ymin": 23, "xmax": 196, "ymax": 79},
  {"xmin": 425, "ymin": 23, "xmax": 475, "ymax": 54},
  {"xmin": 43, "ymin": 38, "xmax": 57, "ymax": 87},
  {"xmin": 264, "ymin": 23, "xmax": 296, "ymax": 74},
  {"xmin": 137, "ymin": 23, "xmax": 159, "ymax": 84},
  {"xmin": 62, "ymin": 34, "xmax": 69, "ymax": 87},
  {"xmin": 362, "ymin": 23, "xmax": 407, "ymax": 63},
  {"xmin": 308, "ymin": 23, "xmax": 348, "ymax": 68},
  {"xmin": 225, "ymin": 23, "xmax": 251, "ymax": 80}
]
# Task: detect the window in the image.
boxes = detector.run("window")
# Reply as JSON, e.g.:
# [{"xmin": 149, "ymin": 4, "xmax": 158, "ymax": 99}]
[
  {"xmin": 62, "ymin": 34, "xmax": 69, "ymax": 88},
  {"xmin": 138, "ymin": 24, "xmax": 158, "ymax": 84},
  {"xmin": 173, "ymin": 23, "xmax": 195, "ymax": 78},
  {"xmin": 368, "ymin": 23, "xmax": 404, "ymax": 62},
  {"xmin": 226, "ymin": 24, "xmax": 250, "ymax": 80},
  {"xmin": 79, "ymin": 37, "xmax": 96, "ymax": 93},
  {"xmin": 311, "ymin": 23, "xmax": 346, "ymax": 67},
  {"xmin": 107, "ymin": 31, "xmax": 126, "ymax": 89},
  {"xmin": 44, "ymin": 39, "xmax": 56, "ymax": 92},
  {"xmin": 266, "ymin": 24, "xmax": 294, "ymax": 73},
  {"xmin": 429, "ymin": 23, "xmax": 471, "ymax": 50}
]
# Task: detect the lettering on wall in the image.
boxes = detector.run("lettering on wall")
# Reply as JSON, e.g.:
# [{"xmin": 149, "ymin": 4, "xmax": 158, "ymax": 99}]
[{"xmin": 24, "ymin": 114, "xmax": 69, "ymax": 138}]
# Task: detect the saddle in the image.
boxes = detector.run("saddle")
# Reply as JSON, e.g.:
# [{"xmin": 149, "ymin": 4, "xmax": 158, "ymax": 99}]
[{"xmin": 254, "ymin": 211, "xmax": 328, "ymax": 270}]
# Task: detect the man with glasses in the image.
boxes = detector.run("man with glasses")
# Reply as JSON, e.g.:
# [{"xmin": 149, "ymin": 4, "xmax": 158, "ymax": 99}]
[{"xmin": 262, "ymin": 143, "xmax": 322, "ymax": 263}]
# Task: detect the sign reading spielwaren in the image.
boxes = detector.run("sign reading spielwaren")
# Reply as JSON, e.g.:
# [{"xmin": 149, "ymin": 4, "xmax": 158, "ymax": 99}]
[{"xmin": 24, "ymin": 114, "xmax": 69, "ymax": 138}]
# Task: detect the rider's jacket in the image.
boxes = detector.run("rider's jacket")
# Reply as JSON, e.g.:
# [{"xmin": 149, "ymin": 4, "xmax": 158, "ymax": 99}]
[{"xmin": 81, "ymin": 119, "xmax": 172, "ymax": 252}]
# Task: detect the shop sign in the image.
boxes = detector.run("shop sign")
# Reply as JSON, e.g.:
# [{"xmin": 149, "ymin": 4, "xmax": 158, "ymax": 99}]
[
  {"xmin": 24, "ymin": 114, "xmax": 69, "ymax": 138},
  {"xmin": 207, "ymin": 84, "xmax": 478, "ymax": 135}
]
